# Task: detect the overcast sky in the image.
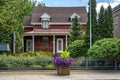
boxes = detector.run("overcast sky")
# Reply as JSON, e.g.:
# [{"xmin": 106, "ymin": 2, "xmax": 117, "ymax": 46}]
[{"xmin": 34, "ymin": 0, "xmax": 120, "ymax": 13}]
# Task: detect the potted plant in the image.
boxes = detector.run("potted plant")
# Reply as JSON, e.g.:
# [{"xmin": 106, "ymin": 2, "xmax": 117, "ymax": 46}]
[{"xmin": 52, "ymin": 51, "xmax": 73, "ymax": 75}]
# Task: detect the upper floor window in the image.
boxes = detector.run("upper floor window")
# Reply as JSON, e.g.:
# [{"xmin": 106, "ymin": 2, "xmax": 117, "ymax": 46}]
[
  {"xmin": 70, "ymin": 12, "xmax": 80, "ymax": 21},
  {"xmin": 41, "ymin": 13, "xmax": 51, "ymax": 28},
  {"xmin": 43, "ymin": 21, "xmax": 49, "ymax": 28}
]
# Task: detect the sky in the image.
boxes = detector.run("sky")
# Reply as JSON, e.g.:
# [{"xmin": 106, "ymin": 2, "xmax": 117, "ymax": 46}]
[{"xmin": 35, "ymin": 0, "xmax": 120, "ymax": 13}]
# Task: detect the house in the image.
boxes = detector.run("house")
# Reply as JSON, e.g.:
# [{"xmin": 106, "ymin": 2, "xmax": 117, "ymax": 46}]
[
  {"xmin": 113, "ymin": 4, "xmax": 120, "ymax": 38},
  {"xmin": 23, "ymin": 7, "xmax": 87, "ymax": 54}
]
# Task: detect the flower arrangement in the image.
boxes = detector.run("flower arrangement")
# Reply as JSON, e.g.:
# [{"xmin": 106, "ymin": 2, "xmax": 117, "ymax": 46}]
[{"xmin": 52, "ymin": 51, "xmax": 73, "ymax": 67}]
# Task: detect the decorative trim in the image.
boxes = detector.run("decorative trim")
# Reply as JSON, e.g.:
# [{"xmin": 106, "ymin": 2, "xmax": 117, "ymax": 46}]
[
  {"xmin": 41, "ymin": 13, "xmax": 51, "ymax": 21},
  {"xmin": 70, "ymin": 12, "xmax": 80, "ymax": 21}
]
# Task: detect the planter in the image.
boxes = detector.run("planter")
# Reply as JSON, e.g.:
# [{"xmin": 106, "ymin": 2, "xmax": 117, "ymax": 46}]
[{"xmin": 57, "ymin": 66, "xmax": 70, "ymax": 75}]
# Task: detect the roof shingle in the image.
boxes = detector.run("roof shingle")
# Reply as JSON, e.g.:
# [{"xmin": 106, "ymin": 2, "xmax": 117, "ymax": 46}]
[{"xmin": 31, "ymin": 7, "xmax": 88, "ymax": 23}]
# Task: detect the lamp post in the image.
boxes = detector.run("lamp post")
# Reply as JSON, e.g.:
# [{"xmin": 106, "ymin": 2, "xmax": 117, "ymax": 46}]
[{"xmin": 89, "ymin": 0, "xmax": 92, "ymax": 48}]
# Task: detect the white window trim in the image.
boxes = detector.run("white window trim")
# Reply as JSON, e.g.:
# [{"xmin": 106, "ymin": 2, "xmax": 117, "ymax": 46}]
[
  {"xmin": 70, "ymin": 12, "xmax": 80, "ymax": 21},
  {"xmin": 41, "ymin": 13, "xmax": 51, "ymax": 21},
  {"xmin": 26, "ymin": 39, "xmax": 32, "ymax": 52},
  {"xmin": 42, "ymin": 21, "xmax": 49, "ymax": 28},
  {"xmin": 57, "ymin": 38, "xmax": 63, "ymax": 53}
]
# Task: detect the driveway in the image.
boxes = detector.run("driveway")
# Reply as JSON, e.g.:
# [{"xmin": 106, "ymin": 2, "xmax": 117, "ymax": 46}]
[{"xmin": 0, "ymin": 70, "xmax": 120, "ymax": 80}]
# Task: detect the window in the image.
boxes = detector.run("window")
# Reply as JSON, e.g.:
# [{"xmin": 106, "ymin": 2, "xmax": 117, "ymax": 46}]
[
  {"xmin": 26, "ymin": 40, "xmax": 32, "ymax": 52},
  {"xmin": 43, "ymin": 21, "xmax": 49, "ymax": 28},
  {"xmin": 57, "ymin": 39, "xmax": 63, "ymax": 53},
  {"xmin": 42, "ymin": 37, "xmax": 49, "ymax": 48},
  {"xmin": 41, "ymin": 13, "xmax": 50, "ymax": 28}
]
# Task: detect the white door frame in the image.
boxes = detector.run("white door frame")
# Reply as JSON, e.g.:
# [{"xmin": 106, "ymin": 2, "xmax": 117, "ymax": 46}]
[
  {"xmin": 26, "ymin": 39, "xmax": 32, "ymax": 52},
  {"xmin": 57, "ymin": 38, "xmax": 63, "ymax": 53}
]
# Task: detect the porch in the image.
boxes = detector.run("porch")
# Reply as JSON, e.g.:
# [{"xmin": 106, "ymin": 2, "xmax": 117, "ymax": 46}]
[{"xmin": 23, "ymin": 29, "xmax": 70, "ymax": 54}]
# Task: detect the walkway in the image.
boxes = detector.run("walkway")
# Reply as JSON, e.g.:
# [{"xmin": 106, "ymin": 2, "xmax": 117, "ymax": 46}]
[{"xmin": 0, "ymin": 70, "xmax": 120, "ymax": 80}]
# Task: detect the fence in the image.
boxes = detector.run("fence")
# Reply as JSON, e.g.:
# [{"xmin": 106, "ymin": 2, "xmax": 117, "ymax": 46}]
[{"xmin": 0, "ymin": 58, "xmax": 120, "ymax": 70}]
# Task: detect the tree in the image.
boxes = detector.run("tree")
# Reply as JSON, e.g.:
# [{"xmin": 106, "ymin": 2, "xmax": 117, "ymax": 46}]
[
  {"xmin": 84, "ymin": 0, "xmax": 98, "ymax": 53},
  {"xmin": 104, "ymin": 5, "xmax": 113, "ymax": 38},
  {"xmin": 98, "ymin": 5, "xmax": 105, "ymax": 40},
  {"xmin": 0, "ymin": 0, "xmax": 34, "ymax": 53},
  {"xmin": 69, "ymin": 16, "xmax": 82, "ymax": 43},
  {"xmin": 38, "ymin": 2, "xmax": 45, "ymax": 7},
  {"xmin": 98, "ymin": 5, "xmax": 113, "ymax": 39},
  {"xmin": 67, "ymin": 40, "xmax": 85, "ymax": 58}
]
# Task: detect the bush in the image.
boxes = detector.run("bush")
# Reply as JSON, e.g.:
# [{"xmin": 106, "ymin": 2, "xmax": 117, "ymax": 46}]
[
  {"xmin": 67, "ymin": 40, "xmax": 85, "ymax": 58},
  {"xmin": 20, "ymin": 51, "xmax": 53, "ymax": 58},
  {"xmin": 87, "ymin": 38, "xmax": 120, "ymax": 59},
  {"xmin": 0, "ymin": 51, "xmax": 53, "ymax": 69}
]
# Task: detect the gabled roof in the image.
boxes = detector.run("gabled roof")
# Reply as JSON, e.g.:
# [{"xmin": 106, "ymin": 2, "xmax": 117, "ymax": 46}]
[
  {"xmin": 31, "ymin": 7, "xmax": 87, "ymax": 23},
  {"xmin": 113, "ymin": 4, "xmax": 120, "ymax": 13},
  {"xmin": 23, "ymin": 16, "xmax": 32, "ymax": 27}
]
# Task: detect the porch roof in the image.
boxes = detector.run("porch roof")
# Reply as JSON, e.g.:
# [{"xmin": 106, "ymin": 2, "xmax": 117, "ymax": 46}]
[{"xmin": 23, "ymin": 29, "xmax": 70, "ymax": 36}]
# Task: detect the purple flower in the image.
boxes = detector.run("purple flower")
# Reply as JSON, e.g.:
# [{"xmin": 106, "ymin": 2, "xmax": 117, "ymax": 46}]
[{"xmin": 52, "ymin": 57, "xmax": 73, "ymax": 67}]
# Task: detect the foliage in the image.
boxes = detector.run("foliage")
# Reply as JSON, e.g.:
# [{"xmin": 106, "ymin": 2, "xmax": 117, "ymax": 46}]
[
  {"xmin": 87, "ymin": 38, "xmax": 120, "ymax": 59},
  {"xmin": 104, "ymin": 5, "xmax": 113, "ymax": 38},
  {"xmin": 20, "ymin": 51, "xmax": 53, "ymax": 58},
  {"xmin": 98, "ymin": 5, "xmax": 105, "ymax": 40},
  {"xmin": 98, "ymin": 5, "xmax": 113, "ymax": 40},
  {"xmin": 69, "ymin": 16, "xmax": 82, "ymax": 43},
  {"xmin": 37, "ymin": 2, "xmax": 45, "ymax": 7},
  {"xmin": 60, "ymin": 51, "xmax": 70, "ymax": 59},
  {"xmin": 0, "ymin": 52, "xmax": 53, "ymax": 69},
  {"xmin": 52, "ymin": 51, "xmax": 73, "ymax": 67},
  {"xmin": 84, "ymin": 0, "xmax": 98, "ymax": 54},
  {"xmin": 67, "ymin": 40, "xmax": 85, "ymax": 58},
  {"xmin": 0, "ymin": 0, "xmax": 34, "ymax": 53}
]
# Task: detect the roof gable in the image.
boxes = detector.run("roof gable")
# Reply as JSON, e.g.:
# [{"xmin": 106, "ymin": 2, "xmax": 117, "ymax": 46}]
[
  {"xmin": 41, "ymin": 13, "xmax": 51, "ymax": 21},
  {"xmin": 70, "ymin": 12, "xmax": 80, "ymax": 20}
]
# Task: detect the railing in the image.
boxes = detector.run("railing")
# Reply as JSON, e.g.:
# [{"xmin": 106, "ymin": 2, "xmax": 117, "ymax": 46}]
[
  {"xmin": 71, "ymin": 59, "xmax": 120, "ymax": 70},
  {"xmin": 0, "ymin": 58, "xmax": 120, "ymax": 70}
]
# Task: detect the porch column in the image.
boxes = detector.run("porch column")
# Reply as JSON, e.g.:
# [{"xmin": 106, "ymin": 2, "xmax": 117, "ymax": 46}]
[
  {"xmin": 22, "ymin": 36, "xmax": 24, "ymax": 52},
  {"xmin": 66, "ymin": 35, "xmax": 68, "ymax": 48},
  {"xmin": 32, "ymin": 35, "xmax": 34, "ymax": 52},
  {"xmin": 53, "ymin": 35, "xmax": 55, "ymax": 54}
]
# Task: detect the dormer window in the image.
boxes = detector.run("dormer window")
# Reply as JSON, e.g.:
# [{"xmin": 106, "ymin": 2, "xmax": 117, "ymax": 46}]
[
  {"xmin": 70, "ymin": 12, "xmax": 80, "ymax": 21},
  {"xmin": 41, "ymin": 13, "xmax": 50, "ymax": 28}
]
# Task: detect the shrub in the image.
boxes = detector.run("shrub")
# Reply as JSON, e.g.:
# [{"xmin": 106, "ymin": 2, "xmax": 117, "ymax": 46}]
[
  {"xmin": 87, "ymin": 38, "xmax": 120, "ymax": 59},
  {"xmin": 0, "ymin": 51, "xmax": 53, "ymax": 69},
  {"xmin": 67, "ymin": 40, "xmax": 85, "ymax": 58},
  {"xmin": 20, "ymin": 51, "xmax": 53, "ymax": 58}
]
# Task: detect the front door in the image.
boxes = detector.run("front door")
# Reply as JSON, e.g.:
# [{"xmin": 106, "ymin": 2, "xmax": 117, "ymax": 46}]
[
  {"xmin": 57, "ymin": 38, "xmax": 63, "ymax": 53},
  {"xmin": 26, "ymin": 39, "xmax": 32, "ymax": 52}
]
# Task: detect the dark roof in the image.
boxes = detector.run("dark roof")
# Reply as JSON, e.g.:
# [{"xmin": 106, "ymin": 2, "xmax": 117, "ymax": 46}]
[
  {"xmin": 23, "ymin": 16, "xmax": 32, "ymax": 26},
  {"xmin": 0, "ymin": 43, "xmax": 10, "ymax": 52},
  {"xmin": 113, "ymin": 4, "xmax": 120, "ymax": 13},
  {"xmin": 31, "ymin": 7, "xmax": 87, "ymax": 23}
]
